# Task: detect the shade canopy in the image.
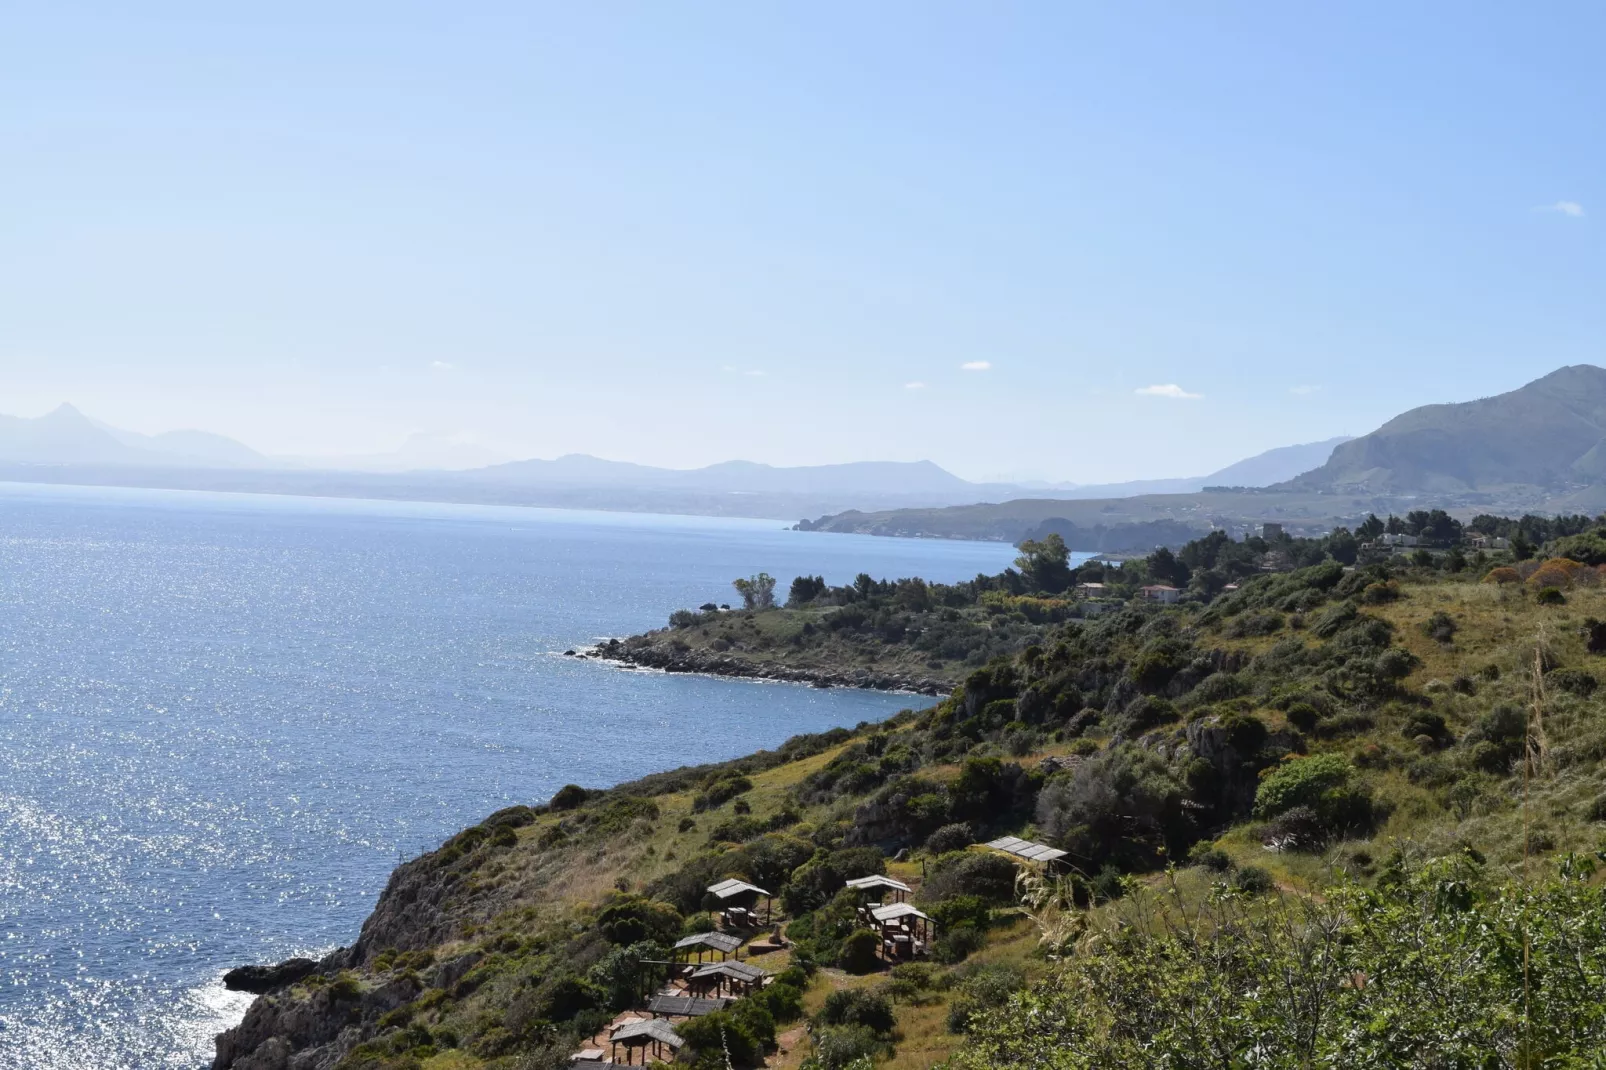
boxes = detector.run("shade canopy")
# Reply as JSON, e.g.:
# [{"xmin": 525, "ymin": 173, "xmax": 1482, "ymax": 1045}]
[
  {"xmin": 845, "ymin": 875, "xmax": 912, "ymax": 894},
  {"xmin": 610, "ymin": 1019, "xmax": 684, "ymax": 1047},
  {"xmin": 706, "ymin": 878, "xmax": 770, "ymax": 900},
  {"xmin": 871, "ymin": 903, "xmax": 932, "ymax": 924},
  {"xmin": 691, "ymin": 961, "xmax": 768, "ymax": 983},
  {"xmin": 673, "ymin": 932, "xmax": 742, "ymax": 955}
]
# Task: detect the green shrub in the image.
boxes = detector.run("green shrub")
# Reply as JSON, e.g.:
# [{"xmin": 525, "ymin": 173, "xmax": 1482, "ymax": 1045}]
[
  {"xmin": 1421, "ymin": 611, "xmax": 1458, "ymax": 644},
  {"xmin": 1547, "ymin": 667, "xmax": 1597, "ymax": 696},
  {"xmin": 549, "ymin": 784, "xmax": 589, "ymax": 811},
  {"xmin": 1537, "ymin": 586, "xmax": 1566, "ymax": 605},
  {"xmin": 818, "ymin": 988, "xmax": 896, "ymax": 1034},
  {"xmin": 837, "ymin": 929, "xmax": 881, "ymax": 974},
  {"xmin": 811, "ymin": 1024, "xmax": 890, "ymax": 1069},
  {"xmin": 924, "ymin": 822, "xmax": 974, "ymax": 855},
  {"xmin": 949, "ymin": 855, "xmax": 1606, "ymax": 1067},
  {"xmin": 1232, "ymin": 865, "xmax": 1275, "ymax": 894},
  {"xmin": 933, "ymin": 923, "xmax": 987, "ymax": 964},
  {"xmin": 1253, "ymin": 753, "xmax": 1373, "ymax": 836},
  {"xmin": 693, "ymin": 774, "xmax": 754, "ymax": 812},
  {"xmin": 1187, "ymin": 843, "xmax": 1233, "ymax": 872},
  {"xmin": 920, "ymin": 851, "xmax": 1018, "ymax": 904}
]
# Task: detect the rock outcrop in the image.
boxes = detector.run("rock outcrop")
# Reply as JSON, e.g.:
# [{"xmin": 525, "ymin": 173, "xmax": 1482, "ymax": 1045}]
[
  {"xmin": 599, "ymin": 637, "xmax": 950, "ymax": 695},
  {"xmin": 224, "ymin": 958, "xmax": 317, "ymax": 995}
]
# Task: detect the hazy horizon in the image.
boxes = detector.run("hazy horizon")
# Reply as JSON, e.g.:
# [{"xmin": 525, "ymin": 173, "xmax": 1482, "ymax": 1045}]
[{"xmin": 5, "ymin": 4, "xmax": 1600, "ymax": 482}]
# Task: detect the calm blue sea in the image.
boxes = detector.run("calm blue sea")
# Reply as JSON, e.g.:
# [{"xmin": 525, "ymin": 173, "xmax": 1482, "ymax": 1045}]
[{"xmin": 0, "ymin": 484, "xmax": 1016, "ymax": 1069}]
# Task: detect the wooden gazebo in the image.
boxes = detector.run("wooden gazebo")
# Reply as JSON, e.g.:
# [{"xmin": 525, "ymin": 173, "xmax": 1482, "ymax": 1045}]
[
  {"xmin": 609, "ymin": 1018, "xmax": 684, "ymax": 1065},
  {"xmin": 870, "ymin": 902, "xmax": 935, "ymax": 960},
  {"xmin": 706, "ymin": 878, "xmax": 772, "ymax": 927},
  {"xmin": 845, "ymin": 874, "xmax": 912, "ymax": 903},
  {"xmin": 686, "ymin": 960, "xmax": 768, "ymax": 999},
  {"xmin": 672, "ymin": 931, "xmax": 742, "ymax": 963}
]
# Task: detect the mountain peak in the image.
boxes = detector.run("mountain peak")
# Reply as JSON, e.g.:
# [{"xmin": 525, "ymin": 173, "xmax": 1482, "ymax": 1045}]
[{"xmin": 1296, "ymin": 364, "xmax": 1606, "ymax": 492}]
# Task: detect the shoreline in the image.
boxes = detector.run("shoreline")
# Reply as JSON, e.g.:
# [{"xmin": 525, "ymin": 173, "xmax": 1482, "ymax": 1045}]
[{"xmin": 572, "ymin": 639, "xmax": 954, "ymax": 697}]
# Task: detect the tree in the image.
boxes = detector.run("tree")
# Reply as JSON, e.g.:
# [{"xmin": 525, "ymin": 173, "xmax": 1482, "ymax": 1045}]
[
  {"xmin": 1356, "ymin": 514, "xmax": 1385, "ymax": 541},
  {"xmin": 788, "ymin": 575, "xmax": 827, "ymax": 606},
  {"xmin": 1145, "ymin": 547, "xmax": 1189, "ymax": 588},
  {"xmin": 1326, "ymin": 527, "xmax": 1358, "ymax": 565},
  {"xmin": 733, "ymin": 572, "xmax": 777, "ymax": 610},
  {"xmin": 1014, "ymin": 534, "xmax": 1073, "ymax": 593}
]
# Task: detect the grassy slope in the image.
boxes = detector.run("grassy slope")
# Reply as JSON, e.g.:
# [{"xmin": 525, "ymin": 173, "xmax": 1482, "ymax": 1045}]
[{"xmin": 231, "ymin": 567, "xmax": 1606, "ymax": 1070}]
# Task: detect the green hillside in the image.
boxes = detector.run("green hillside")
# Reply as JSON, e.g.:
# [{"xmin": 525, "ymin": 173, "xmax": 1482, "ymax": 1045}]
[{"xmin": 217, "ymin": 519, "xmax": 1606, "ymax": 1070}]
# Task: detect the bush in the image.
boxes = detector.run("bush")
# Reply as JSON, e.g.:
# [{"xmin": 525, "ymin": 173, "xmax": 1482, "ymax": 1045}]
[
  {"xmin": 1187, "ymin": 842, "xmax": 1233, "ymax": 872},
  {"xmin": 837, "ymin": 929, "xmax": 881, "ymax": 974},
  {"xmin": 946, "ymin": 963, "xmax": 1027, "ymax": 1034},
  {"xmin": 818, "ymin": 989, "xmax": 896, "ymax": 1034},
  {"xmin": 1537, "ymin": 586, "xmax": 1567, "ymax": 605},
  {"xmin": 1234, "ymin": 865, "xmax": 1276, "ymax": 894},
  {"xmin": 1253, "ymin": 754, "xmax": 1372, "ymax": 836},
  {"xmin": 811, "ymin": 1024, "xmax": 889, "ymax": 1069},
  {"xmin": 1547, "ymin": 667, "xmax": 1597, "ymax": 696},
  {"xmin": 924, "ymin": 822, "xmax": 974, "ymax": 856},
  {"xmin": 920, "ymin": 851, "xmax": 1018, "ymax": 904},
  {"xmin": 549, "ymin": 784, "xmax": 589, "ymax": 811},
  {"xmin": 1422, "ymin": 611, "xmax": 1457, "ymax": 644},
  {"xmin": 750, "ymin": 981, "xmax": 804, "ymax": 1023},
  {"xmin": 1361, "ymin": 581, "xmax": 1401, "ymax": 604},
  {"xmin": 1285, "ymin": 702, "xmax": 1320, "ymax": 733},
  {"xmin": 947, "ymin": 856, "xmax": 1606, "ymax": 1068},
  {"xmin": 933, "ymin": 923, "xmax": 987, "ymax": 964},
  {"xmin": 928, "ymin": 895, "xmax": 992, "ymax": 934},
  {"xmin": 676, "ymin": 1007, "xmax": 765, "ymax": 1066},
  {"xmin": 693, "ymin": 774, "xmax": 754, "ymax": 812}
]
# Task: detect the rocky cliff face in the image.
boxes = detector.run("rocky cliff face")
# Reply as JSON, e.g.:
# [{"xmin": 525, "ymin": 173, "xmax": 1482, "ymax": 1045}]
[{"xmin": 214, "ymin": 820, "xmax": 549, "ymax": 1069}]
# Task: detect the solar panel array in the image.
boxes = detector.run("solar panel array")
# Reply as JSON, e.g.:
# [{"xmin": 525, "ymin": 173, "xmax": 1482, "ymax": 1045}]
[{"xmin": 985, "ymin": 835, "xmax": 1068, "ymax": 863}]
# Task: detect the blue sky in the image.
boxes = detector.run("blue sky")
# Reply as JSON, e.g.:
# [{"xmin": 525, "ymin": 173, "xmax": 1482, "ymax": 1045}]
[{"xmin": 2, "ymin": 2, "xmax": 1600, "ymax": 481}]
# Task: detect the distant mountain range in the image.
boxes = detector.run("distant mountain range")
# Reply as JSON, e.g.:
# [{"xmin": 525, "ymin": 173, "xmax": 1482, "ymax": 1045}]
[
  {"xmin": 0, "ymin": 403, "xmax": 1352, "ymax": 520},
  {"xmin": 797, "ymin": 366, "xmax": 1606, "ymax": 545}
]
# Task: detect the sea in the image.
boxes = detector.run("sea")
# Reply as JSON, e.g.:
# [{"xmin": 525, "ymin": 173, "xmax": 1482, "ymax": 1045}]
[{"xmin": 0, "ymin": 483, "xmax": 1018, "ymax": 1069}]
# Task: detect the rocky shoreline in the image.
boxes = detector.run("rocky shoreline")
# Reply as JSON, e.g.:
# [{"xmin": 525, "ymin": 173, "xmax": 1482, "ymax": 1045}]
[{"xmin": 576, "ymin": 637, "xmax": 954, "ymax": 696}]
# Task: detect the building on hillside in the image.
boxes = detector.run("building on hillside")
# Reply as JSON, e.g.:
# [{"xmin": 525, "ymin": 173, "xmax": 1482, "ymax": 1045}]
[
  {"xmin": 1468, "ymin": 535, "xmax": 1510, "ymax": 551},
  {"xmin": 1073, "ymin": 582, "xmax": 1107, "ymax": 599},
  {"xmin": 1139, "ymin": 585, "xmax": 1181, "ymax": 604},
  {"xmin": 1377, "ymin": 533, "xmax": 1419, "ymax": 548}
]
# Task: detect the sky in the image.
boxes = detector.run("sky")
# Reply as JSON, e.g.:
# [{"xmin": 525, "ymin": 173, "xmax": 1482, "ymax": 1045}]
[{"xmin": 2, "ymin": 2, "xmax": 1601, "ymax": 482}]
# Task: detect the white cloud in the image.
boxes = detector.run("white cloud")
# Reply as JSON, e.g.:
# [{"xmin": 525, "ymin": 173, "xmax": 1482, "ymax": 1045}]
[
  {"xmin": 430, "ymin": 360, "xmax": 455, "ymax": 371},
  {"xmin": 1289, "ymin": 384, "xmax": 1321, "ymax": 396},
  {"xmin": 1538, "ymin": 200, "xmax": 1585, "ymax": 217},
  {"xmin": 1135, "ymin": 383, "xmax": 1202, "ymax": 399},
  {"xmin": 904, "ymin": 381, "xmax": 926, "ymax": 390},
  {"xmin": 960, "ymin": 361, "xmax": 991, "ymax": 371}
]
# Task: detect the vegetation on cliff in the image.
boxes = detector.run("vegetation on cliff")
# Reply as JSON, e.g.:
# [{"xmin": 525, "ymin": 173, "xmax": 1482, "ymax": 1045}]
[{"xmin": 220, "ymin": 516, "xmax": 1606, "ymax": 1069}]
